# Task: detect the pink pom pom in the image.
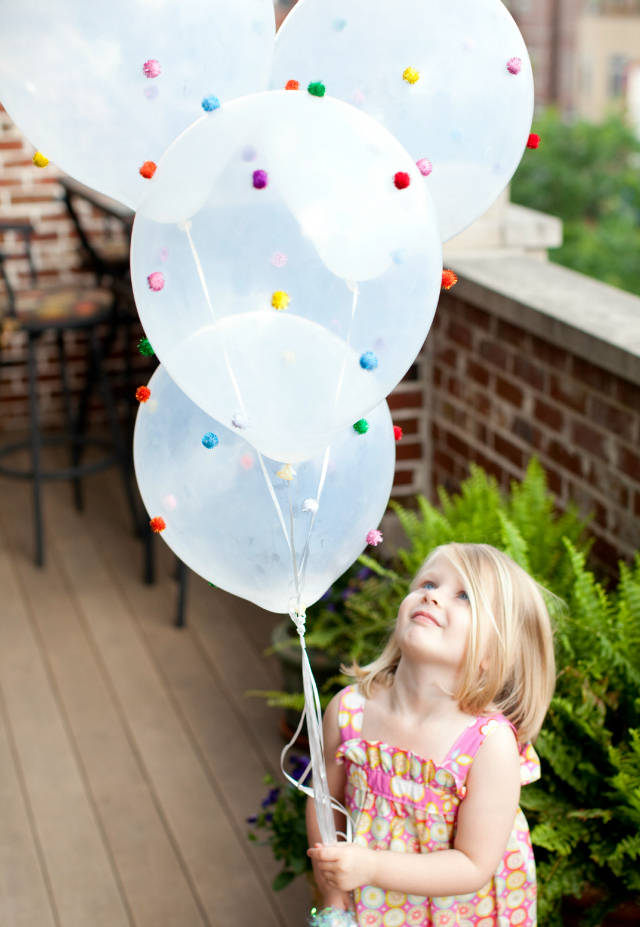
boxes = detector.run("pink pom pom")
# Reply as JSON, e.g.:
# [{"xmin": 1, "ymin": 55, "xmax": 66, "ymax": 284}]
[
  {"xmin": 507, "ymin": 57, "xmax": 522, "ymax": 75},
  {"xmin": 416, "ymin": 158, "xmax": 433, "ymax": 177},
  {"xmin": 143, "ymin": 59, "xmax": 162, "ymax": 79},
  {"xmin": 147, "ymin": 271, "xmax": 165, "ymax": 292},
  {"xmin": 271, "ymin": 251, "xmax": 288, "ymax": 268},
  {"xmin": 366, "ymin": 529, "xmax": 383, "ymax": 547}
]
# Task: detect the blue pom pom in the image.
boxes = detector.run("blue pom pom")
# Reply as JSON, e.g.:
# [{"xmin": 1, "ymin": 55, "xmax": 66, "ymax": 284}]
[
  {"xmin": 202, "ymin": 432, "xmax": 219, "ymax": 449},
  {"xmin": 359, "ymin": 351, "xmax": 378, "ymax": 371},
  {"xmin": 202, "ymin": 95, "xmax": 221, "ymax": 112},
  {"xmin": 308, "ymin": 907, "xmax": 357, "ymax": 927}
]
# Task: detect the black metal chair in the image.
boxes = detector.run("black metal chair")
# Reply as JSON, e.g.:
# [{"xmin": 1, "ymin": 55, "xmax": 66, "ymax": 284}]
[{"xmin": 0, "ymin": 221, "xmax": 141, "ymax": 566}]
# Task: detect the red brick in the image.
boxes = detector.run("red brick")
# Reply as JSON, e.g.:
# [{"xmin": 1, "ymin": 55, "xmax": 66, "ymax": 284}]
[
  {"xmin": 496, "ymin": 376, "xmax": 523, "ymax": 408},
  {"xmin": 618, "ymin": 445, "xmax": 640, "ymax": 481},
  {"xmin": 393, "ymin": 417, "xmax": 419, "ymax": 436},
  {"xmin": 388, "ymin": 390, "xmax": 422, "ymax": 410},
  {"xmin": 571, "ymin": 356, "xmax": 614, "ymax": 396},
  {"xmin": 550, "ymin": 374, "xmax": 587, "ymax": 414},
  {"xmin": 471, "ymin": 391, "xmax": 491, "ymax": 416},
  {"xmin": 513, "ymin": 417, "xmax": 543, "ymax": 447},
  {"xmin": 446, "ymin": 319, "xmax": 473, "ymax": 350},
  {"xmin": 533, "ymin": 398, "xmax": 564, "ymax": 432},
  {"xmin": 479, "ymin": 338, "xmax": 508, "ymax": 369},
  {"xmin": 615, "ymin": 378, "xmax": 640, "ymax": 411},
  {"xmin": 571, "ymin": 421, "xmax": 608, "ymax": 459},
  {"xmin": 496, "ymin": 319, "xmax": 526, "ymax": 348},
  {"xmin": 588, "ymin": 395, "xmax": 637, "ymax": 444},
  {"xmin": 463, "ymin": 304, "xmax": 491, "ymax": 331},
  {"xmin": 446, "ymin": 431, "xmax": 470, "ymax": 459},
  {"xmin": 530, "ymin": 336, "xmax": 570, "ymax": 371},
  {"xmin": 634, "ymin": 491, "xmax": 640, "ymax": 518},
  {"xmin": 493, "ymin": 432, "xmax": 524, "ymax": 469},
  {"xmin": 466, "ymin": 357, "xmax": 490, "ymax": 387},
  {"xmin": 395, "ymin": 441, "xmax": 422, "ymax": 461},
  {"xmin": 544, "ymin": 466, "xmax": 563, "ymax": 497},
  {"xmin": 439, "ymin": 346, "xmax": 458, "ymax": 369},
  {"xmin": 393, "ymin": 469, "xmax": 413, "ymax": 487},
  {"xmin": 513, "ymin": 356, "xmax": 546, "ymax": 392},
  {"xmin": 544, "ymin": 438, "xmax": 584, "ymax": 477},
  {"xmin": 433, "ymin": 366, "xmax": 443, "ymax": 388}
]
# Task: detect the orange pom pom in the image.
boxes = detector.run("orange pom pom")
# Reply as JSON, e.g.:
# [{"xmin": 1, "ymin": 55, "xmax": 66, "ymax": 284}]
[
  {"xmin": 527, "ymin": 133, "xmax": 541, "ymax": 149},
  {"xmin": 139, "ymin": 160, "xmax": 157, "ymax": 179},
  {"xmin": 285, "ymin": 79, "xmax": 299, "ymax": 90},
  {"xmin": 149, "ymin": 516, "xmax": 166, "ymax": 533},
  {"xmin": 441, "ymin": 269, "xmax": 458, "ymax": 290},
  {"xmin": 135, "ymin": 385, "xmax": 151, "ymax": 403}
]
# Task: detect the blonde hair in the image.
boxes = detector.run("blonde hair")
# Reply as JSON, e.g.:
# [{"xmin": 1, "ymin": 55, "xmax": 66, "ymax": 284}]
[{"xmin": 346, "ymin": 543, "xmax": 556, "ymax": 744}]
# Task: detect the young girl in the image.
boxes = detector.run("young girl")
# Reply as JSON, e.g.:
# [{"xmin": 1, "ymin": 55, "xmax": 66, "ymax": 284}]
[{"xmin": 307, "ymin": 542, "xmax": 555, "ymax": 927}]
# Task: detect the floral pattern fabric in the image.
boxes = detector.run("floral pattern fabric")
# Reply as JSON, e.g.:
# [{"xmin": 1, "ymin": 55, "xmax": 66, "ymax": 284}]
[{"xmin": 335, "ymin": 685, "xmax": 540, "ymax": 926}]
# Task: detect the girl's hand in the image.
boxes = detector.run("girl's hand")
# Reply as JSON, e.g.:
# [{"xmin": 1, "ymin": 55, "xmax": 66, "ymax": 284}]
[
  {"xmin": 308, "ymin": 842, "xmax": 376, "ymax": 893},
  {"xmin": 322, "ymin": 888, "xmax": 354, "ymax": 912}
]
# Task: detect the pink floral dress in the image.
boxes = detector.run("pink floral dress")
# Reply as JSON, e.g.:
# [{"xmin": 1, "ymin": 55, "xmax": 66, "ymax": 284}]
[{"xmin": 335, "ymin": 685, "xmax": 540, "ymax": 927}]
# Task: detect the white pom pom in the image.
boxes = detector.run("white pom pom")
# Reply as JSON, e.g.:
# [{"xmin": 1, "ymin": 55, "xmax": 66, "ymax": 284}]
[{"xmin": 302, "ymin": 498, "xmax": 319, "ymax": 513}]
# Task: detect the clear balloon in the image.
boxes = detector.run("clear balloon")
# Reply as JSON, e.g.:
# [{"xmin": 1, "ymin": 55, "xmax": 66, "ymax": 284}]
[
  {"xmin": 131, "ymin": 90, "xmax": 442, "ymax": 462},
  {"xmin": 271, "ymin": 0, "xmax": 534, "ymax": 242},
  {"xmin": 133, "ymin": 365, "xmax": 395, "ymax": 615},
  {"xmin": 0, "ymin": 0, "xmax": 275, "ymax": 208}
]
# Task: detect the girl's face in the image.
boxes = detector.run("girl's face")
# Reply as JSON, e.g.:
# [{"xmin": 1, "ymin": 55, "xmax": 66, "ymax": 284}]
[{"xmin": 395, "ymin": 554, "xmax": 473, "ymax": 672}]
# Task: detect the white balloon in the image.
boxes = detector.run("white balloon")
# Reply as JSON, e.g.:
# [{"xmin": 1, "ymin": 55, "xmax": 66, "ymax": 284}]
[
  {"xmin": 133, "ymin": 365, "xmax": 395, "ymax": 615},
  {"xmin": 131, "ymin": 90, "xmax": 442, "ymax": 461},
  {"xmin": 271, "ymin": 0, "xmax": 534, "ymax": 242},
  {"xmin": 0, "ymin": 0, "xmax": 275, "ymax": 208}
]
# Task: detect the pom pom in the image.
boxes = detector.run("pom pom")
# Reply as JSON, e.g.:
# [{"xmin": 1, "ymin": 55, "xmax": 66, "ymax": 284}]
[
  {"xmin": 271, "ymin": 290, "xmax": 290, "ymax": 311},
  {"xmin": 201, "ymin": 95, "xmax": 221, "ymax": 112},
  {"xmin": 147, "ymin": 271, "xmax": 165, "ymax": 291},
  {"xmin": 416, "ymin": 158, "xmax": 432, "ymax": 177},
  {"xmin": 353, "ymin": 419, "xmax": 369, "ymax": 434},
  {"xmin": 253, "ymin": 169, "xmax": 268, "ymax": 189},
  {"xmin": 240, "ymin": 453, "xmax": 254, "ymax": 470},
  {"xmin": 271, "ymin": 251, "xmax": 288, "ymax": 268},
  {"xmin": 137, "ymin": 337, "xmax": 154, "ymax": 356},
  {"xmin": 143, "ymin": 59, "xmax": 161, "ymax": 79},
  {"xmin": 276, "ymin": 463, "xmax": 296, "ymax": 481},
  {"xmin": 403, "ymin": 66, "xmax": 420, "ymax": 84},
  {"xmin": 302, "ymin": 498, "xmax": 319, "ymax": 513},
  {"xmin": 307, "ymin": 81, "xmax": 326, "ymax": 97},
  {"xmin": 333, "ymin": 18, "xmax": 348, "ymax": 32},
  {"xmin": 359, "ymin": 351, "xmax": 378, "ymax": 371},
  {"xmin": 309, "ymin": 907, "xmax": 358, "ymax": 927},
  {"xmin": 441, "ymin": 269, "xmax": 458, "ymax": 290},
  {"xmin": 149, "ymin": 516, "xmax": 166, "ymax": 533},
  {"xmin": 507, "ymin": 57, "xmax": 522, "ymax": 75},
  {"xmin": 394, "ymin": 171, "xmax": 411, "ymax": 190},
  {"xmin": 231, "ymin": 412, "xmax": 247, "ymax": 430},
  {"xmin": 366, "ymin": 529, "xmax": 383, "ymax": 547},
  {"xmin": 393, "ymin": 425, "xmax": 404, "ymax": 441},
  {"xmin": 285, "ymin": 79, "xmax": 299, "ymax": 90},
  {"xmin": 201, "ymin": 432, "xmax": 219, "ymax": 449},
  {"xmin": 32, "ymin": 151, "xmax": 49, "ymax": 168},
  {"xmin": 527, "ymin": 133, "xmax": 541, "ymax": 149},
  {"xmin": 135, "ymin": 385, "xmax": 151, "ymax": 403},
  {"xmin": 139, "ymin": 161, "xmax": 157, "ymax": 179}
]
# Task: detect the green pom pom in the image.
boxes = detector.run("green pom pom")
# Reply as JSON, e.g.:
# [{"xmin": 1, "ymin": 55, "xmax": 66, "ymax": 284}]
[
  {"xmin": 137, "ymin": 337, "xmax": 155, "ymax": 356},
  {"xmin": 353, "ymin": 419, "xmax": 369, "ymax": 435},
  {"xmin": 307, "ymin": 81, "xmax": 326, "ymax": 98}
]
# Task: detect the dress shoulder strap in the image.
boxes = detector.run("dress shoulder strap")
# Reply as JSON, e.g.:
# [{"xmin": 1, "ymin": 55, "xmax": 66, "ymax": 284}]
[
  {"xmin": 447, "ymin": 714, "xmax": 541, "ymax": 792},
  {"xmin": 336, "ymin": 684, "xmax": 365, "ymax": 743}
]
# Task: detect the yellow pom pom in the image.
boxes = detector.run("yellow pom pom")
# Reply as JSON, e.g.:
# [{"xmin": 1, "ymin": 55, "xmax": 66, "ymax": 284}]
[
  {"xmin": 32, "ymin": 151, "xmax": 49, "ymax": 168},
  {"xmin": 403, "ymin": 67, "xmax": 420, "ymax": 85},
  {"xmin": 276, "ymin": 463, "xmax": 296, "ymax": 481},
  {"xmin": 271, "ymin": 290, "xmax": 290, "ymax": 311}
]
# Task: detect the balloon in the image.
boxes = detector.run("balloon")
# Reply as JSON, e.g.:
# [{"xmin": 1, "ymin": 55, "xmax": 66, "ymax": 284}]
[
  {"xmin": 0, "ymin": 0, "xmax": 275, "ymax": 208},
  {"xmin": 271, "ymin": 0, "xmax": 534, "ymax": 242},
  {"xmin": 133, "ymin": 364, "xmax": 395, "ymax": 615},
  {"xmin": 131, "ymin": 90, "xmax": 442, "ymax": 462}
]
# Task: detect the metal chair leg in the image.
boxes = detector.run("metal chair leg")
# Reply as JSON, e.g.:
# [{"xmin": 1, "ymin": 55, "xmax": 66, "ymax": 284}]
[
  {"xmin": 56, "ymin": 330, "xmax": 83, "ymax": 511},
  {"xmin": 26, "ymin": 333, "xmax": 44, "ymax": 567},
  {"xmin": 175, "ymin": 558, "xmax": 188, "ymax": 628}
]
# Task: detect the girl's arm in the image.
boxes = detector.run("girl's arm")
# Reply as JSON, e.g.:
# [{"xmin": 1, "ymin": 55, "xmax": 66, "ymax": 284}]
[
  {"xmin": 308, "ymin": 724, "xmax": 521, "ymax": 897},
  {"xmin": 306, "ymin": 691, "xmax": 353, "ymax": 911}
]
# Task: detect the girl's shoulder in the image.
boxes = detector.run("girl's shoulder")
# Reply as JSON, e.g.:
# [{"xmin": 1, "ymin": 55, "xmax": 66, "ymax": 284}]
[{"xmin": 453, "ymin": 713, "xmax": 541, "ymax": 787}]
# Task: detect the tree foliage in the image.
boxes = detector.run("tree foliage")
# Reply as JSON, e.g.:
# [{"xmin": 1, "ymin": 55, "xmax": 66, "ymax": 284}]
[{"xmin": 511, "ymin": 108, "xmax": 640, "ymax": 296}]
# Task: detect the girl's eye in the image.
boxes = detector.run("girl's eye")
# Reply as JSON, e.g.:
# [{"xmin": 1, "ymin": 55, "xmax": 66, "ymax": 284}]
[
  {"xmin": 421, "ymin": 580, "xmax": 435, "ymax": 589},
  {"xmin": 457, "ymin": 590, "xmax": 469, "ymax": 601}
]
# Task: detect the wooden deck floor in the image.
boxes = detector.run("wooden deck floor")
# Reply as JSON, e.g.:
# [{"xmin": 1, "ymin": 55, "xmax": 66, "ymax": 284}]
[{"xmin": 0, "ymin": 460, "xmax": 311, "ymax": 926}]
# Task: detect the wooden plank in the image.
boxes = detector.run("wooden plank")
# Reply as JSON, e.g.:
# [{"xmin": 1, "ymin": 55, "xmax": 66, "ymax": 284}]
[
  {"xmin": 0, "ymin": 481, "xmax": 207, "ymax": 927},
  {"xmin": 0, "ymin": 682, "xmax": 57, "ymax": 927},
  {"xmin": 43, "ymin": 477, "xmax": 284, "ymax": 927},
  {"xmin": 0, "ymin": 497, "xmax": 131, "ymax": 927},
  {"xmin": 88, "ymin": 472, "xmax": 312, "ymax": 927}
]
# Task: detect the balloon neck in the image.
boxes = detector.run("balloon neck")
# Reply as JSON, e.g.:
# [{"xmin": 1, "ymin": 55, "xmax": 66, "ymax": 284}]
[{"xmin": 289, "ymin": 608, "xmax": 307, "ymax": 640}]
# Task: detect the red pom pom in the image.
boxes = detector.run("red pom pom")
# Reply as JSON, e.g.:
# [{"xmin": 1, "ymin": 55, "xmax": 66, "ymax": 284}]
[
  {"xmin": 285, "ymin": 79, "xmax": 299, "ymax": 90},
  {"xmin": 149, "ymin": 516, "xmax": 166, "ymax": 533},
  {"xmin": 441, "ymin": 269, "xmax": 458, "ymax": 290},
  {"xmin": 139, "ymin": 160, "xmax": 157, "ymax": 179},
  {"xmin": 393, "ymin": 425, "xmax": 403, "ymax": 442},
  {"xmin": 527, "ymin": 133, "xmax": 540, "ymax": 149},
  {"xmin": 135, "ymin": 385, "xmax": 151, "ymax": 403},
  {"xmin": 394, "ymin": 171, "xmax": 411, "ymax": 190}
]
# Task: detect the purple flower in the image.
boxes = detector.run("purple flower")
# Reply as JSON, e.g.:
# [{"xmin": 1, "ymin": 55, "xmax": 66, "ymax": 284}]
[
  {"xmin": 357, "ymin": 566, "xmax": 372, "ymax": 581},
  {"xmin": 246, "ymin": 815, "xmax": 258, "ymax": 824},
  {"xmin": 289, "ymin": 754, "xmax": 310, "ymax": 782},
  {"xmin": 262, "ymin": 787, "xmax": 280, "ymax": 808}
]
